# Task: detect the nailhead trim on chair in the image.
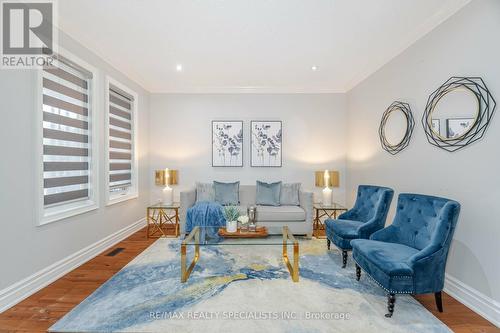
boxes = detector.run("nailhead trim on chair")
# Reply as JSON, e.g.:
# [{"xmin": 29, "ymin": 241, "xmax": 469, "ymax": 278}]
[{"xmin": 352, "ymin": 257, "xmax": 414, "ymax": 294}]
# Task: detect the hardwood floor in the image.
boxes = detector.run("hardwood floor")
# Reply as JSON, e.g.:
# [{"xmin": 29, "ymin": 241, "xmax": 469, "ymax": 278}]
[
  {"xmin": 415, "ymin": 293, "xmax": 499, "ymax": 333},
  {"xmin": 0, "ymin": 228, "xmax": 156, "ymax": 333},
  {"xmin": 0, "ymin": 227, "xmax": 498, "ymax": 333}
]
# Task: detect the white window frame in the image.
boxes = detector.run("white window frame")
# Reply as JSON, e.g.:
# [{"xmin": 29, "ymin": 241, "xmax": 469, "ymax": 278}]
[
  {"xmin": 105, "ymin": 76, "xmax": 139, "ymax": 206},
  {"xmin": 35, "ymin": 47, "xmax": 100, "ymax": 226}
]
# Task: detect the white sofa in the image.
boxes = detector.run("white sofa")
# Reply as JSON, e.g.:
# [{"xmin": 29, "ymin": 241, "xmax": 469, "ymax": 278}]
[{"xmin": 180, "ymin": 184, "xmax": 313, "ymax": 237}]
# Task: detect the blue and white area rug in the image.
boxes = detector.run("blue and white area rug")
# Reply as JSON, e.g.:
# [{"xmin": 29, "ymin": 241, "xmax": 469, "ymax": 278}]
[{"xmin": 50, "ymin": 238, "xmax": 450, "ymax": 333}]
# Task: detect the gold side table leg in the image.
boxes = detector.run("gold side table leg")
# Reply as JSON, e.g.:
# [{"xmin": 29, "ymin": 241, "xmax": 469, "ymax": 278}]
[
  {"xmin": 181, "ymin": 227, "xmax": 200, "ymax": 283},
  {"xmin": 160, "ymin": 208, "xmax": 180, "ymax": 238},
  {"xmin": 175, "ymin": 208, "xmax": 179, "ymax": 237},
  {"xmin": 282, "ymin": 226, "xmax": 299, "ymax": 282},
  {"xmin": 146, "ymin": 208, "xmax": 150, "ymax": 238},
  {"xmin": 314, "ymin": 209, "xmax": 319, "ymax": 238},
  {"xmin": 160, "ymin": 209, "xmax": 166, "ymax": 237},
  {"xmin": 155, "ymin": 208, "xmax": 167, "ymax": 238}
]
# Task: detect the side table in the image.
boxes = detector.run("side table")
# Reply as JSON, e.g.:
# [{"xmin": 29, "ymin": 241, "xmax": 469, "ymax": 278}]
[
  {"xmin": 313, "ymin": 203, "xmax": 348, "ymax": 238},
  {"xmin": 146, "ymin": 203, "xmax": 180, "ymax": 238}
]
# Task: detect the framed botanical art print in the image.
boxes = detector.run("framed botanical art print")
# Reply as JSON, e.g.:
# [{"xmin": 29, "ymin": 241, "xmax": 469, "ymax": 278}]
[
  {"xmin": 431, "ymin": 119, "xmax": 441, "ymax": 135},
  {"xmin": 212, "ymin": 121, "xmax": 243, "ymax": 167},
  {"xmin": 251, "ymin": 121, "xmax": 282, "ymax": 167}
]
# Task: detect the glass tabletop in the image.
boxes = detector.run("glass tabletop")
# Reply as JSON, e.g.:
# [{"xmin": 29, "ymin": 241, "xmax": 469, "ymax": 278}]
[
  {"xmin": 182, "ymin": 226, "xmax": 299, "ymax": 246},
  {"xmin": 148, "ymin": 202, "xmax": 180, "ymax": 209},
  {"xmin": 313, "ymin": 202, "xmax": 347, "ymax": 210}
]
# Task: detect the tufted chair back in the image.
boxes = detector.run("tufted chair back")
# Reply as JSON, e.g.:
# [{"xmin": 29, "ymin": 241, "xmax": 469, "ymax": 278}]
[
  {"xmin": 340, "ymin": 185, "xmax": 394, "ymax": 223},
  {"xmin": 391, "ymin": 194, "xmax": 461, "ymax": 251}
]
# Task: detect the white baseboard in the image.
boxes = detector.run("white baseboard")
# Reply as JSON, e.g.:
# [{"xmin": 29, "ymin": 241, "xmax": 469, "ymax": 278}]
[
  {"xmin": 0, "ymin": 218, "xmax": 146, "ymax": 314},
  {"xmin": 444, "ymin": 274, "xmax": 500, "ymax": 327}
]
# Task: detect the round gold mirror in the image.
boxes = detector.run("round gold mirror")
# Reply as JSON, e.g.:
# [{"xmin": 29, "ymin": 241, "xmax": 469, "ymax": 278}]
[
  {"xmin": 427, "ymin": 87, "xmax": 480, "ymax": 141},
  {"xmin": 422, "ymin": 77, "xmax": 496, "ymax": 152}
]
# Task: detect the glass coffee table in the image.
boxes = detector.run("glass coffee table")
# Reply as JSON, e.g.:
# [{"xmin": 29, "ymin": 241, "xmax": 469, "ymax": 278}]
[{"xmin": 181, "ymin": 226, "xmax": 299, "ymax": 283}]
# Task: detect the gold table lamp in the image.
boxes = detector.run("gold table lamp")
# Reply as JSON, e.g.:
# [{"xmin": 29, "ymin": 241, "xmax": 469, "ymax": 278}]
[
  {"xmin": 315, "ymin": 170, "xmax": 339, "ymax": 205},
  {"xmin": 155, "ymin": 169, "xmax": 178, "ymax": 205}
]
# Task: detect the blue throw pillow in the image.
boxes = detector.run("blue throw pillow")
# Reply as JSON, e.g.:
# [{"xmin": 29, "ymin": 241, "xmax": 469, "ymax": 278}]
[
  {"xmin": 214, "ymin": 181, "xmax": 240, "ymax": 206},
  {"xmin": 256, "ymin": 181, "xmax": 282, "ymax": 206},
  {"xmin": 280, "ymin": 183, "xmax": 301, "ymax": 206}
]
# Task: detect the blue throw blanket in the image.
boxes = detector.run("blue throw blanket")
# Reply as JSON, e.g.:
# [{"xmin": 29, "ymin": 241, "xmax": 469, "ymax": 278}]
[{"xmin": 185, "ymin": 201, "xmax": 226, "ymax": 243}]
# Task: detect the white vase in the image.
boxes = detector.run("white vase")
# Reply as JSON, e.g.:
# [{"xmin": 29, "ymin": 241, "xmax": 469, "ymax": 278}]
[{"xmin": 226, "ymin": 220, "xmax": 237, "ymax": 233}]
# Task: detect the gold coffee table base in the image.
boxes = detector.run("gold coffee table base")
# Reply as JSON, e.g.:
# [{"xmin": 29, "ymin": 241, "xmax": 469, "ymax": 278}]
[
  {"xmin": 180, "ymin": 226, "xmax": 299, "ymax": 283},
  {"xmin": 181, "ymin": 226, "xmax": 200, "ymax": 283},
  {"xmin": 283, "ymin": 226, "xmax": 299, "ymax": 282}
]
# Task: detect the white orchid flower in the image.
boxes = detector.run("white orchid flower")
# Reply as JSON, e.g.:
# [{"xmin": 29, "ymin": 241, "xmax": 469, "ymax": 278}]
[{"xmin": 237, "ymin": 215, "xmax": 249, "ymax": 224}]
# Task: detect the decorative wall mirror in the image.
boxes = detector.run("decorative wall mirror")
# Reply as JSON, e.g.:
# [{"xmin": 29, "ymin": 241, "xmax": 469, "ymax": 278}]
[
  {"xmin": 431, "ymin": 87, "xmax": 479, "ymax": 140},
  {"xmin": 379, "ymin": 101, "xmax": 415, "ymax": 155},
  {"xmin": 422, "ymin": 77, "xmax": 496, "ymax": 152}
]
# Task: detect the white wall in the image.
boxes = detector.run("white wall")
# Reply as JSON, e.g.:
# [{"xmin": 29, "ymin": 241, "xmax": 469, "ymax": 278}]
[
  {"xmin": 0, "ymin": 31, "xmax": 150, "ymax": 291},
  {"xmin": 2, "ymin": 0, "xmax": 499, "ymax": 325},
  {"xmin": 346, "ymin": 0, "xmax": 500, "ymax": 312},
  {"xmin": 149, "ymin": 93, "xmax": 347, "ymax": 204}
]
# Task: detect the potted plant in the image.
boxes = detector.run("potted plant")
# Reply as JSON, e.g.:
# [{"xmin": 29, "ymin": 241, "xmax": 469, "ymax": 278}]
[
  {"xmin": 223, "ymin": 206, "xmax": 240, "ymax": 233},
  {"xmin": 238, "ymin": 215, "xmax": 249, "ymax": 231}
]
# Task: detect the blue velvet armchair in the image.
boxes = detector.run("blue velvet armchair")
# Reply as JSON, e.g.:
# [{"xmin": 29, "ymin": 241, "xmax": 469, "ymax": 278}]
[
  {"xmin": 351, "ymin": 193, "xmax": 461, "ymax": 317},
  {"xmin": 325, "ymin": 185, "xmax": 394, "ymax": 268}
]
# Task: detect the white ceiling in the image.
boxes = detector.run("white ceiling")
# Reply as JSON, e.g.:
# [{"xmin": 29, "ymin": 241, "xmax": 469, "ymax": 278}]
[{"xmin": 58, "ymin": 0, "xmax": 470, "ymax": 93}]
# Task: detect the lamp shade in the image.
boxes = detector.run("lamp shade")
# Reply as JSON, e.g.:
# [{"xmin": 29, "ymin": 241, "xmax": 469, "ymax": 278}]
[
  {"xmin": 315, "ymin": 170, "xmax": 339, "ymax": 187},
  {"xmin": 155, "ymin": 169, "xmax": 178, "ymax": 186}
]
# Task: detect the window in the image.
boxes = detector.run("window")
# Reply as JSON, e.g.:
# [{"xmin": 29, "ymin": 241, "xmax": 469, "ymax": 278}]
[
  {"xmin": 105, "ymin": 77, "xmax": 138, "ymax": 205},
  {"xmin": 37, "ymin": 50, "xmax": 99, "ymax": 225}
]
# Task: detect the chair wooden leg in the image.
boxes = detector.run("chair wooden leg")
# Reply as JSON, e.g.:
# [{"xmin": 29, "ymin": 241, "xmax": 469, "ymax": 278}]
[
  {"xmin": 435, "ymin": 291, "xmax": 443, "ymax": 312},
  {"xmin": 355, "ymin": 264, "xmax": 361, "ymax": 281},
  {"xmin": 341, "ymin": 250, "xmax": 347, "ymax": 268},
  {"xmin": 385, "ymin": 293, "xmax": 396, "ymax": 318},
  {"xmin": 327, "ymin": 239, "xmax": 331, "ymax": 250}
]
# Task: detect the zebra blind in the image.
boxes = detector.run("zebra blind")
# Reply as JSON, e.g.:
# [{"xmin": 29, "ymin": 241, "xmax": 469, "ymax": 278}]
[
  {"xmin": 42, "ymin": 58, "xmax": 93, "ymax": 207},
  {"xmin": 108, "ymin": 85, "xmax": 134, "ymax": 192}
]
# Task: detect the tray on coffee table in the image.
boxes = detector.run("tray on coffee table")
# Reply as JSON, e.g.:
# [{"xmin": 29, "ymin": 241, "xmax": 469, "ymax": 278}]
[{"xmin": 218, "ymin": 226, "xmax": 268, "ymax": 238}]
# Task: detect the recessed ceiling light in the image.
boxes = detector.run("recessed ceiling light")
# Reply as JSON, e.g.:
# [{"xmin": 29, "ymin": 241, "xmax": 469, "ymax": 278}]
[
  {"xmin": 311, "ymin": 65, "xmax": 318, "ymax": 71},
  {"xmin": 176, "ymin": 64, "xmax": 183, "ymax": 72}
]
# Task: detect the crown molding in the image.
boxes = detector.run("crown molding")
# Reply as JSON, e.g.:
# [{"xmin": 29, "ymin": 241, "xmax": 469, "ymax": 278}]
[
  {"xmin": 60, "ymin": 0, "xmax": 471, "ymax": 96},
  {"xmin": 149, "ymin": 86, "xmax": 345, "ymax": 94}
]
